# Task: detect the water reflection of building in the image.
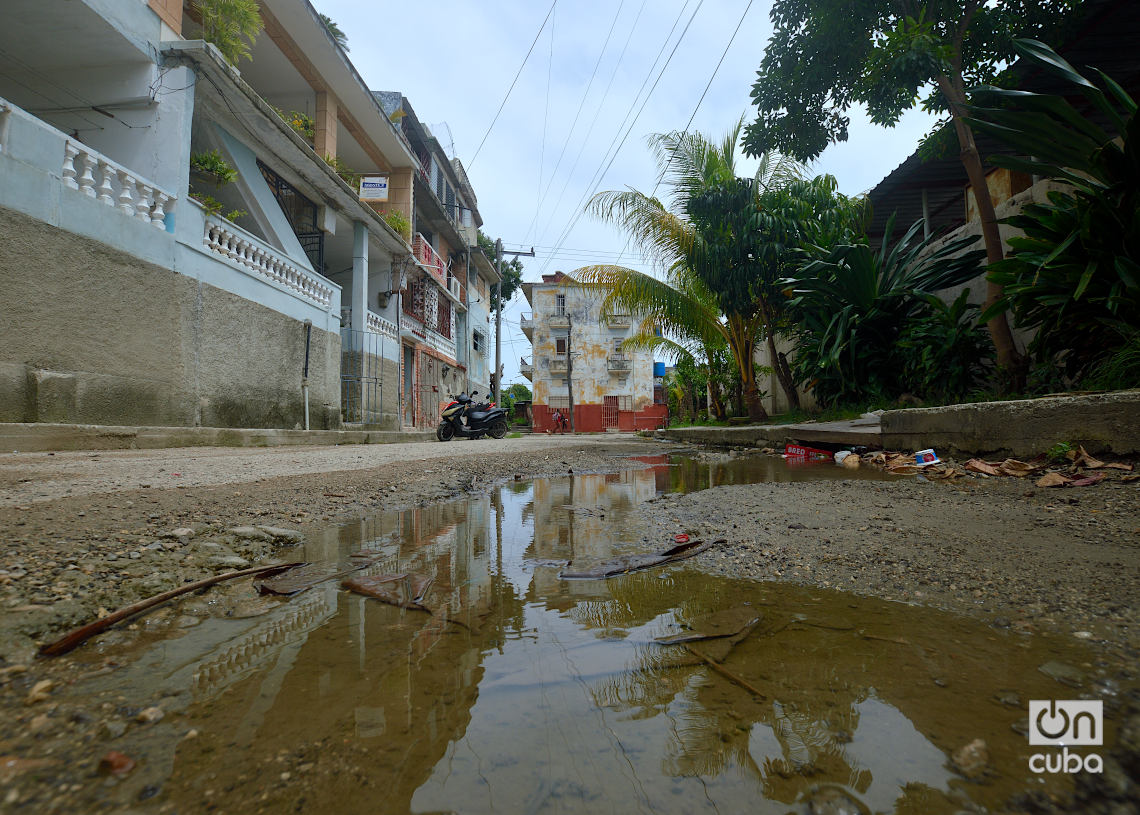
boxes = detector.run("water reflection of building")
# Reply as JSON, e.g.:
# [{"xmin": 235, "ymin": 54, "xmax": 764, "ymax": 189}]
[
  {"xmin": 525, "ymin": 470, "xmax": 660, "ymax": 600},
  {"xmin": 163, "ymin": 494, "xmax": 523, "ymax": 814}
]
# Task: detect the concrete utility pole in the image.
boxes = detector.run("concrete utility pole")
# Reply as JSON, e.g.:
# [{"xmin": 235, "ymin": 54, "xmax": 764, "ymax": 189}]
[
  {"xmin": 494, "ymin": 239, "xmax": 502, "ymax": 404},
  {"xmin": 491, "ymin": 241, "xmax": 535, "ymax": 405},
  {"xmin": 565, "ymin": 313, "xmax": 575, "ymax": 434}
]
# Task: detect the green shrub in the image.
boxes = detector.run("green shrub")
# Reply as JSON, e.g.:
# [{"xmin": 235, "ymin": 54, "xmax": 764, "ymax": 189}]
[
  {"xmin": 382, "ymin": 210, "xmax": 412, "ymax": 241},
  {"xmin": 783, "ymin": 216, "xmax": 986, "ymax": 405},
  {"xmin": 194, "ymin": 0, "xmax": 263, "ymax": 65},
  {"xmin": 189, "ymin": 150, "xmax": 237, "ymax": 185}
]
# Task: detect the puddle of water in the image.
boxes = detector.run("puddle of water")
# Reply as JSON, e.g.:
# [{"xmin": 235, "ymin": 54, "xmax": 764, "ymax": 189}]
[
  {"xmin": 628, "ymin": 452, "xmax": 902, "ymax": 493},
  {"xmin": 71, "ymin": 462, "xmax": 1118, "ymax": 814}
]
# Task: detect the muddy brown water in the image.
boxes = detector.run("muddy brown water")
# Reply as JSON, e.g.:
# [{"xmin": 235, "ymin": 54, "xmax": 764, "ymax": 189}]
[{"xmin": 63, "ymin": 456, "xmax": 1119, "ymax": 813}]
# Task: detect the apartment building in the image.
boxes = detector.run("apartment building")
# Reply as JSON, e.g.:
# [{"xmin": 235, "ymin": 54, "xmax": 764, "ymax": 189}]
[
  {"xmin": 520, "ymin": 273, "xmax": 667, "ymax": 432},
  {"xmin": 376, "ymin": 93, "xmax": 501, "ymax": 424},
  {"xmin": 0, "ymin": 0, "xmax": 497, "ymax": 433}
]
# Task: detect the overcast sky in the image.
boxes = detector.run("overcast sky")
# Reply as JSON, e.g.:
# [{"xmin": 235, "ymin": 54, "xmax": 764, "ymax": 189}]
[{"xmin": 317, "ymin": 0, "xmax": 939, "ymax": 389}]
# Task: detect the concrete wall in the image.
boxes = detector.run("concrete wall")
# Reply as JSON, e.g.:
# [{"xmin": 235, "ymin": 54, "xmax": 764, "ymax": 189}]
[{"xmin": 0, "ymin": 204, "xmax": 341, "ymax": 429}]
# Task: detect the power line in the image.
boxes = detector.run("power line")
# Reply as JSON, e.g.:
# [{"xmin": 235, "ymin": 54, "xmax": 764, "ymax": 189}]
[
  {"xmin": 523, "ymin": 0, "xmax": 626, "ymax": 243},
  {"xmin": 650, "ymin": 0, "xmax": 757, "ymax": 200},
  {"xmin": 534, "ymin": 2, "xmax": 556, "ymax": 236},
  {"xmin": 538, "ymin": 0, "xmax": 706, "ymax": 277},
  {"xmin": 467, "ymin": 1, "xmax": 557, "ymax": 170},
  {"xmin": 532, "ymin": 0, "xmax": 649, "ymax": 247},
  {"xmin": 537, "ymin": 0, "xmax": 690, "ymax": 251}
]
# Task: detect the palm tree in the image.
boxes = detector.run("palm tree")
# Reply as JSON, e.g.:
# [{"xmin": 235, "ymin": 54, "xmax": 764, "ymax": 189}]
[
  {"xmin": 582, "ymin": 120, "xmax": 825, "ymax": 421},
  {"xmin": 319, "ymin": 13, "xmax": 349, "ymax": 51}
]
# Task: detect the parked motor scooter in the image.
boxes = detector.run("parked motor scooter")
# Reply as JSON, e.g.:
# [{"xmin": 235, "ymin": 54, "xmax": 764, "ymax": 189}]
[{"xmin": 437, "ymin": 393, "xmax": 509, "ymax": 441}]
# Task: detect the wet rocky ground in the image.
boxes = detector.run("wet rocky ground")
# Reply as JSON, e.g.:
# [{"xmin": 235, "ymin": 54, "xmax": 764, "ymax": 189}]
[
  {"xmin": 639, "ymin": 448, "xmax": 1140, "ymax": 652},
  {"xmin": 0, "ymin": 436, "xmax": 1137, "ymax": 814}
]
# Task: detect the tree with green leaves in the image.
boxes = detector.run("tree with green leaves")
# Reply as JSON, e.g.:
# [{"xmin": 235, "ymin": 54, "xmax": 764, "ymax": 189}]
[
  {"xmin": 969, "ymin": 39, "xmax": 1140, "ymax": 385},
  {"xmin": 477, "ymin": 231, "xmax": 523, "ymax": 312},
  {"xmin": 582, "ymin": 121, "xmax": 859, "ymax": 420},
  {"xmin": 319, "ymin": 13, "xmax": 349, "ymax": 51},
  {"xmin": 743, "ymin": 0, "xmax": 1083, "ymax": 384}
]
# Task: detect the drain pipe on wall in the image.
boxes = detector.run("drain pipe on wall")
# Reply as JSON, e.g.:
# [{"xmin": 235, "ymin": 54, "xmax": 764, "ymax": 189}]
[{"xmin": 302, "ymin": 319, "xmax": 312, "ymax": 431}]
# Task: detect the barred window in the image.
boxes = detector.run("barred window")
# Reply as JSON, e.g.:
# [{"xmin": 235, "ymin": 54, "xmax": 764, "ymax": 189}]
[
  {"xmin": 473, "ymin": 330, "xmax": 485, "ymax": 354},
  {"xmin": 547, "ymin": 396, "xmax": 570, "ymax": 409}
]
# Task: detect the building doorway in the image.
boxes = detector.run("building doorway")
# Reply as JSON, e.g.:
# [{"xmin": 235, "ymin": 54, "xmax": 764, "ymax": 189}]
[
  {"xmin": 603, "ymin": 395, "xmax": 619, "ymax": 429},
  {"xmin": 403, "ymin": 345, "xmax": 415, "ymax": 426}
]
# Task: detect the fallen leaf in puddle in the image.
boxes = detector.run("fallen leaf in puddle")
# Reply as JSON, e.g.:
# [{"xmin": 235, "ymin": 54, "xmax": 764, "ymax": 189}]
[
  {"xmin": 1036, "ymin": 472, "xmax": 1072, "ymax": 488},
  {"xmin": 1104, "ymin": 462, "xmax": 1134, "ymax": 471},
  {"xmin": 228, "ymin": 597, "xmax": 282, "ymax": 618}
]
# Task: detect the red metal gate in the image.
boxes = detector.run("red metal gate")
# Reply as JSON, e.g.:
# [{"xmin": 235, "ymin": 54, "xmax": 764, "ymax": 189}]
[{"xmin": 602, "ymin": 395, "xmax": 619, "ymax": 428}]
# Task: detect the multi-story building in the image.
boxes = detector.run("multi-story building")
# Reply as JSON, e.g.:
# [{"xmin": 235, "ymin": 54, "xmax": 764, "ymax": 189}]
[
  {"xmin": 376, "ymin": 93, "xmax": 501, "ymax": 424},
  {"xmin": 520, "ymin": 273, "xmax": 667, "ymax": 432},
  {"xmin": 0, "ymin": 0, "xmax": 496, "ymax": 434}
]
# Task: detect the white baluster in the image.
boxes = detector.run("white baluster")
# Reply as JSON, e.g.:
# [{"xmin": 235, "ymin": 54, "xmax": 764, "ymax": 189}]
[
  {"xmin": 136, "ymin": 184, "xmax": 154, "ymax": 223},
  {"xmin": 78, "ymin": 153, "xmax": 98, "ymax": 198},
  {"xmin": 151, "ymin": 192, "xmax": 169, "ymax": 228},
  {"xmin": 116, "ymin": 171, "xmax": 135, "ymax": 215},
  {"xmin": 62, "ymin": 143, "xmax": 80, "ymax": 190},
  {"xmin": 96, "ymin": 160, "xmax": 115, "ymax": 205}
]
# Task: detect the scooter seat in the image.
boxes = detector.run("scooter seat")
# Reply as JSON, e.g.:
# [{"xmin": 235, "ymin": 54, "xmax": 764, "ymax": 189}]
[{"xmin": 467, "ymin": 410, "xmax": 489, "ymax": 421}]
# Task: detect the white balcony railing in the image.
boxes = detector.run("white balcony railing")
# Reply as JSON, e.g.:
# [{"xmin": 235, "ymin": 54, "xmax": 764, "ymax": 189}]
[
  {"xmin": 367, "ymin": 310, "xmax": 398, "ymax": 339},
  {"xmin": 520, "ymin": 358, "xmax": 533, "ymax": 380},
  {"xmin": 448, "ymin": 276, "xmax": 464, "ymax": 302},
  {"xmin": 549, "ymin": 356, "xmax": 568, "ymax": 373},
  {"xmin": 547, "ymin": 312, "xmax": 570, "ymax": 328},
  {"xmin": 63, "ymin": 140, "xmax": 175, "ymax": 229},
  {"xmin": 520, "ymin": 313, "xmax": 534, "ymax": 334},
  {"xmin": 202, "ymin": 216, "xmax": 333, "ymax": 309},
  {"xmin": 606, "ymin": 314, "xmax": 632, "ymax": 329}
]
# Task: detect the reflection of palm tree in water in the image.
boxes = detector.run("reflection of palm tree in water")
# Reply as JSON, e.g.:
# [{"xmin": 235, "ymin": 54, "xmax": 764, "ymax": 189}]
[{"xmin": 576, "ymin": 571, "xmax": 872, "ymax": 805}]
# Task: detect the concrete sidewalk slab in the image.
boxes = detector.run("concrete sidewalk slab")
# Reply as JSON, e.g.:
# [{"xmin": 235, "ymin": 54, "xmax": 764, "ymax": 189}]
[
  {"xmin": 881, "ymin": 390, "xmax": 1140, "ymax": 457},
  {"xmin": 655, "ymin": 417, "xmax": 881, "ymax": 448},
  {"xmin": 0, "ymin": 422, "xmax": 436, "ymax": 453},
  {"xmin": 653, "ymin": 390, "xmax": 1140, "ymax": 457}
]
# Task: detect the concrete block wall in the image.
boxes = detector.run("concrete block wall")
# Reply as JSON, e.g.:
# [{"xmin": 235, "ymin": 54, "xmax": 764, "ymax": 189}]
[{"xmin": 0, "ymin": 204, "xmax": 341, "ymax": 429}]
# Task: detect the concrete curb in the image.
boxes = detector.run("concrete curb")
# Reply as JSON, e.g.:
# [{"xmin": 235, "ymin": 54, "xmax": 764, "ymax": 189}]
[
  {"xmin": 881, "ymin": 390, "xmax": 1140, "ymax": 458},
  {"xmin": 652, "ymin": 390, "xmax": 1140, "ymax": 458},
  {"xmin": 0, "ymin": 423, "xmax": 436, "ymax": 452}
]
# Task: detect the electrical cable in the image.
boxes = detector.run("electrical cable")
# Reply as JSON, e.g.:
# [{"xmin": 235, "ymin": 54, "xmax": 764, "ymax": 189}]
[
  {"xmin": 649, "ymin": 0, "xmax": 757, "ymax": 200},
  {"xmin": 536, "ymin": 0, "xmax": 687, "ymax": 250},
  {"xmin": 534, "ymin": 2, "xmax": 556, "ymax": 237},
  {"xmin": 467, "ymin": 1, "xmax": 557, "ymax": 171},
  {"xmin": 538, "ymin": 0, "xmax": 706, "ymax": 277},
  {"xmin": 532, "ymin": 0, "xmax": 649, "ymax": 247},
  {"xmin": 522, "ymin": 0, "xmax": 626, "ymax": 243}
]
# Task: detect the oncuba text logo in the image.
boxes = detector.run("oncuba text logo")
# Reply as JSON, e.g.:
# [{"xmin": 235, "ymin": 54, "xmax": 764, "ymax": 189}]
[{"xmin": 1027, "ymin": 700, "xmax": 1103, "ymax": 774}]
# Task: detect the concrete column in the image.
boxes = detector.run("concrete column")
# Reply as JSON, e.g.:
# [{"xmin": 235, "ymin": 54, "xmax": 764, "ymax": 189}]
[
  {"xmin": 315, "ymin": 91, "xmax": 338, "ymax": 159},
  {"xmin": 351, "ymin": 221, "xmax": 368, "ymax": 333}
]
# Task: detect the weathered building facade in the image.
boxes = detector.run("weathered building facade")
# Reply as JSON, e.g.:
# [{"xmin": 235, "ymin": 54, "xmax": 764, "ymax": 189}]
[
  {"xmin": 520, "ymin": 273, "xmax": 667, "ymax": 432},
  {"xmin": 0, "ymin": 0, "xmax": 499, "ymax": 433}
]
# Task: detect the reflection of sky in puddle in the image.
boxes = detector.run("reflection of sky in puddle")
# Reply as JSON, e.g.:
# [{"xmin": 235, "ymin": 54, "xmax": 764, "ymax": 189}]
[{"xmin": 81, "ymin": 463, "xmax": 1097, "ymax": 814}]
